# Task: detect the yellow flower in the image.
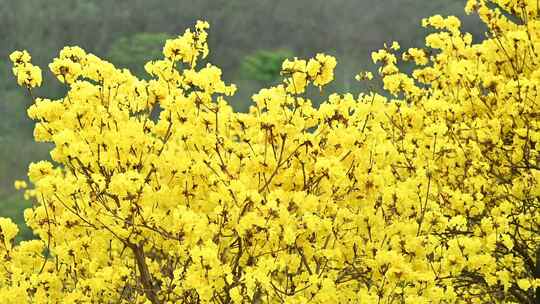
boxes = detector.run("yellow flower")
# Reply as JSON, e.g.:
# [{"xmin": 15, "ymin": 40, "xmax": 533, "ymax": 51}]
[
  {"xmin": 9, "ymin": 51, "xmax": 42, "ymax": 88},
  {"xmin": 14, "ymin": 180, "xmax": 27, "ymax": 190},
  {"xmin": 355, "ymin": 70, "xmax": 374, "ymax": 81},
  {"xmin": 9, "ymin": 50, "xmax": 31, "ymax": 65},
  {"xmin": 0, "ymin": 217, "xmax": 19, "ymax": 250},
  {"xmin": 517, "ymin": 279, "xmax": 531, "ymax": 291},
  {"xmin": 306, "ymin": 58, "xmax": 321, "ymax": 78},
  {"xmin": 312, "ymin": 53, "xmax": 337, "ymax": 87},
  {"xmin": 49, "ymin": 58, "xmax": 82, "ymax": 84}
]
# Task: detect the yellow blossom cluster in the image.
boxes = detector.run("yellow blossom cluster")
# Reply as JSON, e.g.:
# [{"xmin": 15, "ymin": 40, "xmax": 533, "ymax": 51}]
[
  {"xmin": 163, "ymin": 20, "xmax": 210, "ymax": 66},
  {"xmin": 281, "ymin": 53, "xmax": 337, "ymax": 93},
  {"xmin": 2, "ymin": 1, "xmax": 540, "ymax": 303},
  {"xmin": 9, "ymin": 50, "xmax": 42, "ymax": 89}
]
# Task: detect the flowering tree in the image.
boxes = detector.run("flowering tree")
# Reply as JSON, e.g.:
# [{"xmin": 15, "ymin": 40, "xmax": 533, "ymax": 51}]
[{"xmin": 2, "ymin": 1, "xmax": 540, "ymax": 303}]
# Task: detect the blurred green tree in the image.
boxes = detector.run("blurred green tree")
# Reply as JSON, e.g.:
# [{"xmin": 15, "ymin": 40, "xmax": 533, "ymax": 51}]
[
  {"xmin": 107, "ymin": 32, "xmax": 171, "ymax": 78},
  {"xmin": 239, "ymin": 49, "xmax": 293, "ymax": 84}
]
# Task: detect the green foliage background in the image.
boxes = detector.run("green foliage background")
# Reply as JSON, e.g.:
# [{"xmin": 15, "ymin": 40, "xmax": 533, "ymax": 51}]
[
  {"xmin": 107, "ymin": 33, "xmax": 172, "ymax": 78},
  {"xmin": 240, "ymin": 49, "xmax": 293, "ymax": 83}
]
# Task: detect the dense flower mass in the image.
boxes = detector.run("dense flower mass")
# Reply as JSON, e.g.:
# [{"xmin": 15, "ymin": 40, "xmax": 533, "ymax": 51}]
[{"xmin": 2, "ymin": 0, "xmax": 540, "ymax": 303}]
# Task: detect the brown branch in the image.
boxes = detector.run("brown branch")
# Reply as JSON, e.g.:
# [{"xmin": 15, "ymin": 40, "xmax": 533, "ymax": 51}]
[{"xmin": 129, "ymin": 242, "xmax": 160, "ymax": 304}]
